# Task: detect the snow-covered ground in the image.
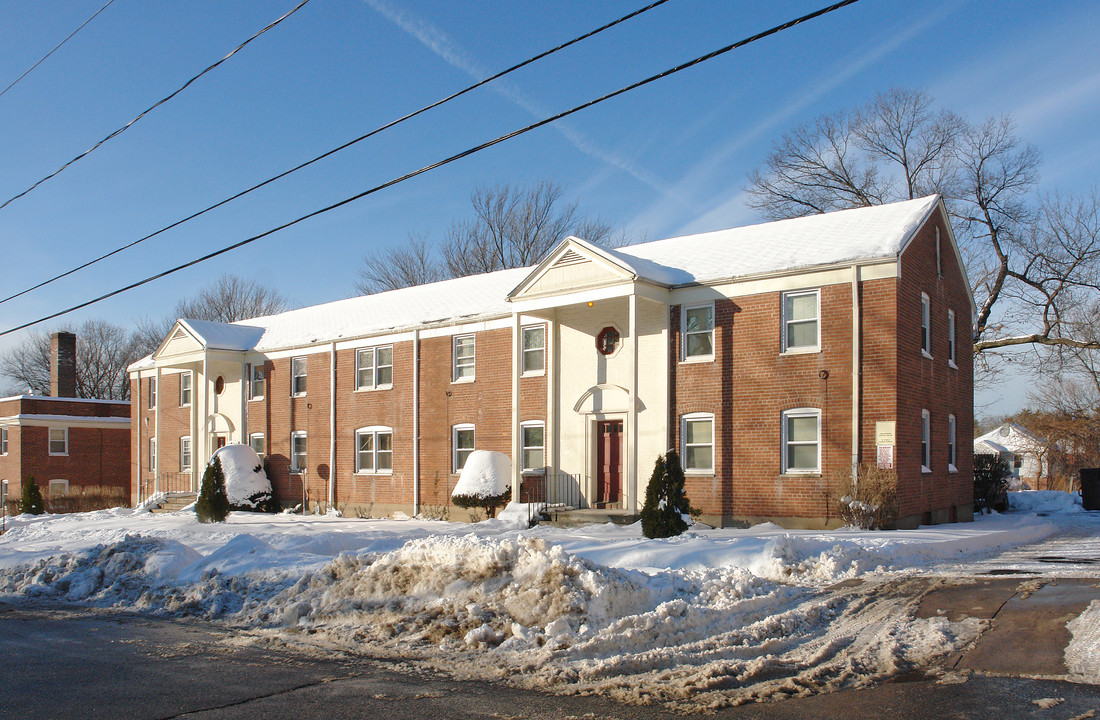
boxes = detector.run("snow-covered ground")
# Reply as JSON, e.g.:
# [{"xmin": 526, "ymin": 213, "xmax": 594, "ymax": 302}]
[{"xmin": 0, "ymin": 491, "xmax": 1096, "ymax": 709}]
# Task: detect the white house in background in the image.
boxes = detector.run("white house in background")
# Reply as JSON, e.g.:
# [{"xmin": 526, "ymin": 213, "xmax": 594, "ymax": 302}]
[{"xmin": 974, "ymin": 422, "xmax": 1050, "ymax": 490}]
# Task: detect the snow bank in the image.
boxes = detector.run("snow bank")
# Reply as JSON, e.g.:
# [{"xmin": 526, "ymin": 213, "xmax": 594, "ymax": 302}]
[
  {"xmin": 451, "ymin": 451, "xmax": 510, "ymax": 499},
  {"xmin": 211, "ymin": 444, "xmax": 272, "ymax": 508},
  {"xmin": 1066, "ymin": 599, "xmax": 1100, "ymax": 683},
  {"xmin": 1008, "ymin": 490, "xmax": 1083, "ymax": 515}
]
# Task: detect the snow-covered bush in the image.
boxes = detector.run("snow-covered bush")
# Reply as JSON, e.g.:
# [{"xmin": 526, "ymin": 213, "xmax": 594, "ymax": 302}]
[
  {"xmin": 195, "ymin": 457, "xmax": 230, "ymax": 523},
  {"xmin": 20, "ymin": 477, "xmax": 45, "ymax": 515},
  {"xmin": 211, "ymin": 444, "xmax": 277, "ymax": 512},
  {"xmin": 834, "ymin": 464, "xmax": 897, "ymax": 530},
  {"xmin": 451, "ymin": 451, "xmax": 512, "ymax": 519},
  {"xmin": 640, "ymin": 450, "xmax": 692, "ymax": 538}
]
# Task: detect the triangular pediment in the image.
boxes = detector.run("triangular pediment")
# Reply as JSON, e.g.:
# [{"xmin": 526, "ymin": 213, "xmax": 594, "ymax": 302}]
[
  {"xmin": 509, "ymin": 237, "xmax": 637, "ymax": 300},
  {"xmin": 153, "ymin": 322, "xmax": 204, "ymax": 359}
]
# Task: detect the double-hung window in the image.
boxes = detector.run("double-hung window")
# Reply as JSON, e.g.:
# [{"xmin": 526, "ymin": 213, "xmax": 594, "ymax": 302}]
[
  {"xmin": 782, "ymin": 290, "xmax": 820, "ymax": 353},
  {"xmin": 249, "ymin": 363, "xmax": 265, "ymax": 400},
  {"xmin": 355, "ymin": 427, "xmax": 393, "ymax": 474},
  {"xmin": 521, "ymin": 422, "xmax": 545, "ymax": 471},
  {"xmin": 947, "ymin": 415, "xmax": 957, "ymax": 472},
  {"xmin": 356, "ymin": 346, "xmax": 393, "ymax": 390},
  {"xmin": 682, "ymin": 304, "xmax": 714, "ymax": 360},
  {"xmin": 179, "ymin": 371, "xmax": 192, "ymax": 406},
  {"xmin": 149, "ymin": 438, "xmax": 156, "ymax": 474},
  {"xmin": 682, "ymin": 413, "xmax": 714, "ymax": 473},
  {"xmin": 782, "ymin": 408, "xmax": 821, "ymax": 474},
  {"xmin": 453, "ymin": 335, "xmax": 475, "ymax": 381},
  {"xmin": 48, "ymin": 427, "xmax": 68, "ymax": 456},
  {"xmin": 148, "ymin": 377, "xmax": 156, "ymax": 408},
  {"xmin": 453, "ymin": 424, "xmax": 475, "ymax": 473},
  {"xmin": 291, "ymin": 357, "xmax": 307, "ymax": 396},
  {"xmin": 921, "ymin": 409, "xmax": 931, "ymax": 472},
  {"xmin": 250, "ymin": 433, "xmax": 265, "ymax": 458},
  {"xmin": 921, "ymin": 293, "xmax": 932, "ymax": 358},
  {"xmin": 291, "ymin": 431, "xmax": 307, "ymax": 473},
  {"xmin": 947, "ymin": 309, "xmax": 957, "ymax": 368},
  {"xmin": 180, "ymin": 436, "xmax": 192, "ymax": 472},
  {"xmin": 522, "ymin": 326, "xmax": 545, "ymax": 375},
  {"xmin": 0, "ymin": 427, "xmax": 7, "ymax": 455}
]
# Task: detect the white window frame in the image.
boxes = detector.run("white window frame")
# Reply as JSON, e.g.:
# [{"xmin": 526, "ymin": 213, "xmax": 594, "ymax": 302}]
[
  {"xmin": 681, "ymin": 303, "xmax": 715, "ymax": 362},
  {"xmin": 947, "ymin": 414, "xmax": 957, "ymax": 473},
  {"xmin": 149, "ymin": 437, "xmax": 156, "ymax": 474},
  {"xmin": 48, "ymin": 479, "xmax": 69, "ymax": 497},
  {"xmin": 921, "ymin": 409, "xmax": 931, "ymax": 473},
  {"xmin": 520, "ymin": 421, "xmax": 545, "ymax": 472},
  {"xmin": 291, "ymin": 357, "xmax": 307, "ymax": 397},
  {"xmin": 180, "ymin": 436, "xmax": 192, "ymax": 472},
  {"xmin": 0, "ymin": 427, "xmax": 7, "ymax": 455},
  {"xmin": 290, "ymin": 431, "xmax": 307, "ymax": 473},
  {"xmin": 356, "ymin": 346, "xmax": 394, "ymax": 391},
  {"xmin": 452, "ymin": 423, "xmax": 475, "ymax": 473},
  {"xmin": 921, "ymin": 293, "xmax": 932, "ymax": 359},
  {"xmin": 781, "ymin": 289, "xmax": 821, "ymax": 354},
  {"xmin": 781, "ymin": 408, "xmax": 821, "ymax": 475},
  {"xmin": 249, "ymin": 433, "xmax": 265, "ymax": 458},
  {"xmin": 947, "ymin": 309, "xmax": 957, "ymax": 369},
  {"xmin": 681, "ymin": 412, "xmax": 715, "ymax": 474},
  {"xmin": 453, "ymin": 334, "xmax": 475, "ymax": 382},
  {"xmin": 521, "ymin": 325, "xmax": 546, "ymax": 376},
  {"xmin": 249, "ymin": 363, "xmax": 265, "ymax": 400},
  {"xmin": 354, "ymin": 426, "xmax": 393, "ymax": 475},
  {"xmin": 48, "ymin": 427, "xmax": 68, "ymax": 456},
  {"xmin": 179, "ymin": 371, "xmax": 192, "ymax": 407},
  {"xmin": 148, "ymin": 377, "xmax": 156, "ymax": 408}
]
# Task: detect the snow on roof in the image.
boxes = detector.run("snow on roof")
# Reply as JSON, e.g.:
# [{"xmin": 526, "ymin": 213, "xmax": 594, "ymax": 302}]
[
  {"xmin": 131, "ymin": 196, "xmax": 940, "ymax": 362},
  {"xmin": 611, "ymin": 195, "xmax": 940, "ymax": 286},
  {"xmin": 974, "ymin": 422, "xmax": 1047, "ymax": 453},
  {"xmin": 179, "ymin": 319, "xmax": 265, "ymax": 351}
]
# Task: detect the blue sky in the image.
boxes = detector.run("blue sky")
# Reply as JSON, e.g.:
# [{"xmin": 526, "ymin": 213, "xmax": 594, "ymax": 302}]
[{"xmin": 0, "ymin": 0, "xmax": 1097, "ymax": 416}]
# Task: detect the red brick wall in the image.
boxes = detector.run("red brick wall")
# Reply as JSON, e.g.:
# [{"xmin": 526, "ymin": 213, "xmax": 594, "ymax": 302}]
[{"xmin": 895, "ymin": 208, "xmax": 974, "ymax": 526}]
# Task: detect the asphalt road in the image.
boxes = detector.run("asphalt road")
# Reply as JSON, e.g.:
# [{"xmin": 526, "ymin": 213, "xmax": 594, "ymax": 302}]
[{"xmin": 2, "ymin": 600, "xmax": 1098, "ymax": 720}]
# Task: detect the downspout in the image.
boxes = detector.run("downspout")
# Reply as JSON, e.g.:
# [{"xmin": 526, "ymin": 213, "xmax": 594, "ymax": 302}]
[
  {"xmin": 328, "ymin": 341, "xmax": 336, "ymax": 513},
  {"xmin": 154, "ymin": 367, "xmax": 161, "ymax": 497},
  {"xmin": 135, "ymin": 373, "xmax": 142, "ymax": 503},
  {"xmin": 851, "ymin": 264, "xmax": 861, "ymax": 481},
  {"xmin": 412, "ymin": 329, "xmax": 420, "ymax": 516}
]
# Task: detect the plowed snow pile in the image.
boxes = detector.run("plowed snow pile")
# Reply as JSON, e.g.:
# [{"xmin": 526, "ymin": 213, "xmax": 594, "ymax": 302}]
[{"xmin": 0, "ymin": 495, "xmax": 1090, "ymax": 709}]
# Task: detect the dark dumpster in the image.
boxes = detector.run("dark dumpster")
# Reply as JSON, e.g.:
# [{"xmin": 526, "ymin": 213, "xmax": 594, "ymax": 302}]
[{"xmin": 1081, "ymin": 468, "xmax": 1100, "ymax": 511}]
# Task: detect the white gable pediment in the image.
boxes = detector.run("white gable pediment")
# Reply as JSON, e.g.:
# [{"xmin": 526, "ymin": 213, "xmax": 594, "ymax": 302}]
[
  {"xmin": 155, "ymin": 324, "xmax": 203, "ymax": 359},
  {"xmin": 509, "ymin": 237, "xmax": 637, "ymax": 301}
]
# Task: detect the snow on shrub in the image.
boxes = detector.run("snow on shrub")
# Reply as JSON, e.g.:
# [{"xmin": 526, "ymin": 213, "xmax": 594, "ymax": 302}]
[
  {"xmin": 834, "ymin": 464, "xmax": 898, "ymax": 530},
  {"xmin": 451, "ymin": 450, "xmax": 512, "ymax": 519},
  {"xmin": 210, "ymin": 444, "xmax": 277, "ymax": 512}
]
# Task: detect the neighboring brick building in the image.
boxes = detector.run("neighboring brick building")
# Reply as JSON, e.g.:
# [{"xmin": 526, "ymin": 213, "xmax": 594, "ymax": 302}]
[
  {"xmin": 129, "ymin": 196, "xmax": 975, "ymax": 528},
  {"xmin": 1, "ymin": 333, "xmax": 131, "ymax": 501}
]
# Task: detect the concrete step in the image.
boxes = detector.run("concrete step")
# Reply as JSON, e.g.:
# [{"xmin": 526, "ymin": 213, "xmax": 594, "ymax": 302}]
[
  {"xmin": 150, "ymin": 493, "xmax": 197, "ymax": 514},
  {"xmin": 542, "ymin": 508, "xmax": 639, "ymax": 528}
]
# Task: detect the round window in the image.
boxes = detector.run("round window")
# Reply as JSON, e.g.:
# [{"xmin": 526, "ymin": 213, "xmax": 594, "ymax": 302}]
[
  {"xmin": 596, "ymin": 326, "xmax": 620, "ymax": 356},
  {"xmin": 214, "ymin": 376, "xmax": 225, "ymax": 395}
]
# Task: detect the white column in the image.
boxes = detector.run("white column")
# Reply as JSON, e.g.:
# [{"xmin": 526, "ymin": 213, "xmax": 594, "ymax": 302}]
[
  {"xmin": 199, "ymin": 353, "xmax": 207, "ymax": 492},
  {"xmin": 546, "ymin": 311, "xmax": 557, "ymax": 477},
  {"xmin": 511, "ymin": 312, "xmax": 522, "ymax": 497},
  {"xmin": 329, "ymin": 342, "xmax": 336, "ymax": 513},
  {"xmin": 627, "ymin": 292, "xmax": 639, "ymax": 512},
  {"xmin": 154, "ymin": 367, "xmax": 161, "ymax": 496}
]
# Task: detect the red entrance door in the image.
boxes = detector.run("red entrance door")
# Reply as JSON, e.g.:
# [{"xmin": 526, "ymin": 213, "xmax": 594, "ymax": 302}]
[
  {"xmin": 596, "ymin": 420, "xmax": 623, "ymax": 506},
  {"xmin": 215, "ymin": 436, "xmax": 227, "ymax": 449}
]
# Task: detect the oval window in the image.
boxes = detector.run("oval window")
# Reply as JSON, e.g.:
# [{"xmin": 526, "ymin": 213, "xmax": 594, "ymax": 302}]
[
  {"xmin": 596, "ymin": 327, "xmax": 620, "ymax": 356},
  {"xmin": 214, "ymin": 376, "xmax": 225, "ymax": 395}
]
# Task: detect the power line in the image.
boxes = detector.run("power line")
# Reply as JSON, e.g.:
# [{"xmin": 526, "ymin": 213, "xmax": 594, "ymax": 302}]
[
  {"xmin": 0, "ymin": 0, "xmax": 861, "ymax": 338},
  {"xmin": 0, "ymin": 0, "xmax": 671, "ymax": 307},
  {"xmin": 0, "ymin": 0, "xmax": 117, "ymax": 101},
  {"xmin": 0, "ymin": 0, "xmax": 312, "ymax": 213}
]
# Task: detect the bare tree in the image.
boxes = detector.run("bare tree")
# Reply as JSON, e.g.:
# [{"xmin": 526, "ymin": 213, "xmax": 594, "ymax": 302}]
[
  {"xmin": 355, "ymin": 233, "xmax": 443, "ymax": 295},
  {"xmin": 135, "ymin": 274, "xmax": 289, "ymax": 355},
  {"xmin": 355, "ymin": 180, "xmax": 618, "ymax": 293},
  {"xmin": 0, "ymin": 319, "xmax": 142, "ymax": 400},
  {"xmin": 746, "ymin": 87, "xmax": 1098, "ymax": 366}
]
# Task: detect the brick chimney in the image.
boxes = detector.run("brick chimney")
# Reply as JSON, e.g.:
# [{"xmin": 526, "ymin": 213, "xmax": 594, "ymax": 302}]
[{"xmin": 50, "ymin": 331, "xmax": 77, "ymax": 398}]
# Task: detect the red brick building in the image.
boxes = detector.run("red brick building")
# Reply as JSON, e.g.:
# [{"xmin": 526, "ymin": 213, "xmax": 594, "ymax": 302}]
[
  {"xmin": 1, "ymin": 333, "xmax": 131, "ymax": 501},
  {"xmin": 130, "ymin": 196, "xmax": 974, "ymax": 528}
]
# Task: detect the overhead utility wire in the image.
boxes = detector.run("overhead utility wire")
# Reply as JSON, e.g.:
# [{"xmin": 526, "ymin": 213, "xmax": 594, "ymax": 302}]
[
  {"xmin": 0, "ymin": 0, "xmax": 671, "ymax": 307},
  {"xmin": 0, "ymin": 0, "xmax": 117, "ymax": 100},
  {"xmin": 0, "ymin": 0, "xmax": 860, "ymax": 338},
  {"xmin": 0, "ymin": 0, "xmax": 312, "ymax": 212}
]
